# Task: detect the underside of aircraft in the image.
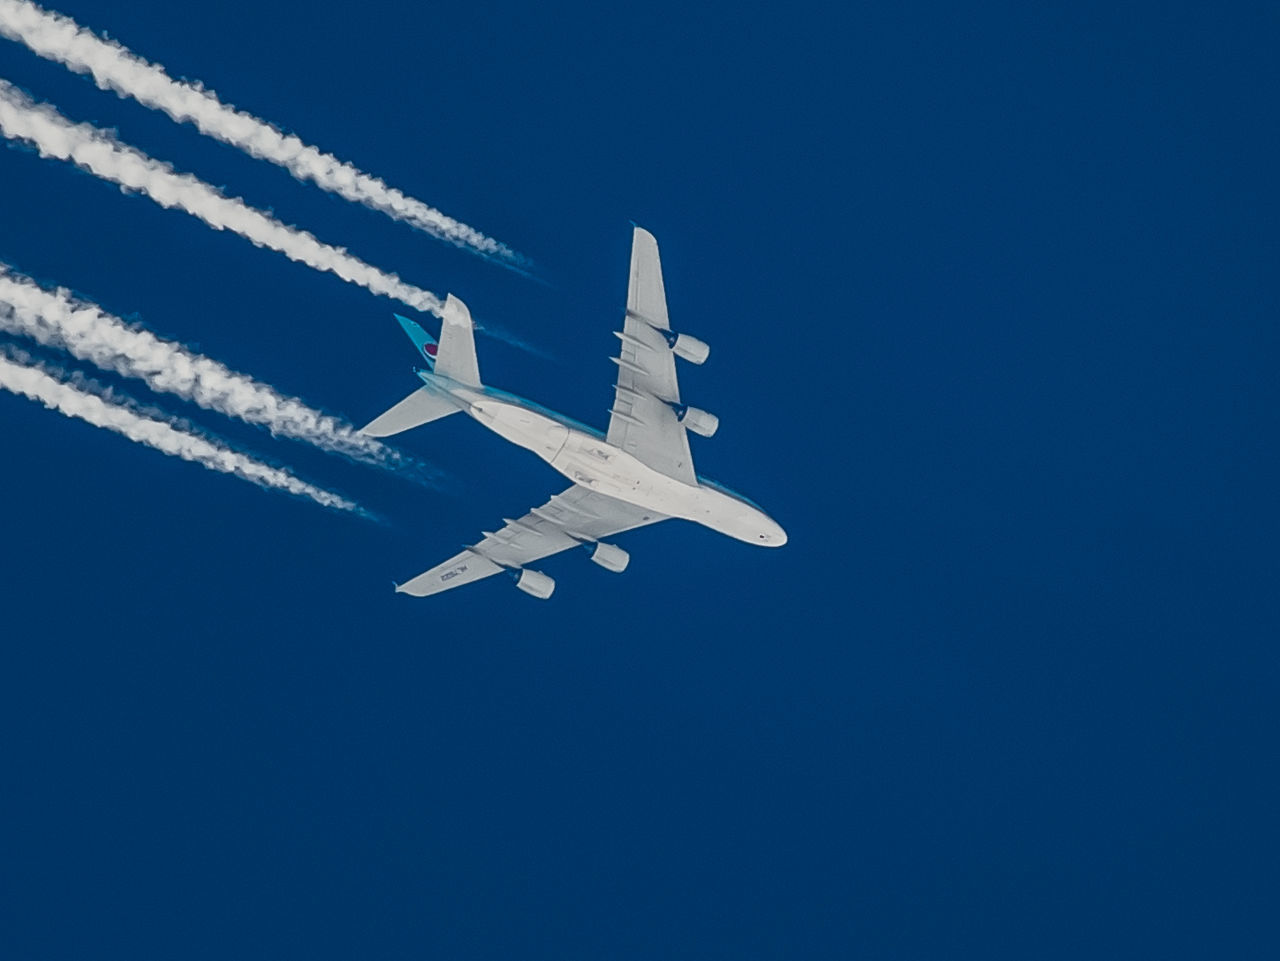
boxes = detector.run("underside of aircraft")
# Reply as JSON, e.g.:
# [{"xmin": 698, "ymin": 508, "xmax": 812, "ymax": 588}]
[{"xmin": 362, "ymin": 226, "xmax": 786, "ymax": 599}]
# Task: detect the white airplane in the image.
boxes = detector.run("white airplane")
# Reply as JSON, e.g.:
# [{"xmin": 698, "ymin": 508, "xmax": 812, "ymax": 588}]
[{"xmin": 362, "ymin": 226, "xmax": 787, "ymax": 599}]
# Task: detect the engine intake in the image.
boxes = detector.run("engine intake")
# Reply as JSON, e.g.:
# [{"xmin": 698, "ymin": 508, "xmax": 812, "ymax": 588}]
[
  {"xmin": 589, "ymin": 542, "xmax": 630, "ymax": 573},
  {"xmin": 673, "ymin": 404, "xmax": 720, "ymax": 438},
  {"xmin": 514, "ymin": 568, "xmax": 555, "ymax": 599},
  {"xmin": 673, "ymin": 333, "xmax": 710, "ymax": 365},
  {"xmin": 656, "ymin": 328, "xmax": 710, "ymax": 365}
]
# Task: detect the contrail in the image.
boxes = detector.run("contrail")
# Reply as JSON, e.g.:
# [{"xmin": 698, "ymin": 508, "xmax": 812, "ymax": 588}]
[
  {"xmin": 0, "ymin": 0, "xmax": 527, "ymax": 268},
  {"xmin": 0, "ymin": 265, "xmax": 437, "ymax": 480},
  {"xmin": 0, "ymin": 79, "xmax": 446, "ymax": 317},
  {"xmin": 0, "ymin": 349, "xmax": 364, "ymax": 514}
]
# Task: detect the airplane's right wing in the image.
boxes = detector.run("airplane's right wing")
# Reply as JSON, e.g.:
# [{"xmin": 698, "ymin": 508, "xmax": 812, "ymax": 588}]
[
  {"xmin": 396, "ymin": 485, "xmax": 665, "ymax": 598},
  {"xmin": 605, "ymin": 226, "xmax": 698, "ymax": 484}
]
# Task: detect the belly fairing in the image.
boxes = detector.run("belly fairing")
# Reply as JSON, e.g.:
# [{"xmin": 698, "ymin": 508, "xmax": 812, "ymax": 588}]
[
  {"xmin": 466, "ymin": 396, "xmax": 785, "ymax": 545},
  {"xmin": 468, "ymin": 400, "xmax": 569, "ymax": 461}
]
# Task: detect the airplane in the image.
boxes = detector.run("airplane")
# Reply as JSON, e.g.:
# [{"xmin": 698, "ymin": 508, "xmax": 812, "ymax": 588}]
[{"xmin": 361, "ymin": 225, "xmax": 787, "ymax": 599}]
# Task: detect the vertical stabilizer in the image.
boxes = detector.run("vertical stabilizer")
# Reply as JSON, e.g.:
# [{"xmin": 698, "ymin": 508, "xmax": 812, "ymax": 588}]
[
  {"xmin": 436, "ymin": 294, "xmax": 482, "ymax": 386},
  {"xmin": 394, "ymin": 313, "xmax": 439, "ymax": 369}
]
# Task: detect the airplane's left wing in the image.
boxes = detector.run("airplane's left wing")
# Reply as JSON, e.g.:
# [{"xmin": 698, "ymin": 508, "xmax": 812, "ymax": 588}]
[{"xmin": 396, "ymin": 486, "xmax": 665, "ymax": 598}]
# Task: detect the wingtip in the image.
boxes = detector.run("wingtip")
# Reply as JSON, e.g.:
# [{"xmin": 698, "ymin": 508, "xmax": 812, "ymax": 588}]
[{"xmin": 630, "ymin": 222, "xmax": 657, "ymax": 246}]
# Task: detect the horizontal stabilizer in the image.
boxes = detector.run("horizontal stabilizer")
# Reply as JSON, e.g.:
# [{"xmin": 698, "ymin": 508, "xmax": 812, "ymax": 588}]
[
  {"xmin": 436, "ymin": 294, "xmax": 482, "ymax": 386},
  {"xmin": 360, "ymin": 386, "xmax": 460, "ymax": 437}
]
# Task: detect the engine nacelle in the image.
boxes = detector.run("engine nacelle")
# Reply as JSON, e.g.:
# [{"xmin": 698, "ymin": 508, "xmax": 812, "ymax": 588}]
[
  {"xmin": 655, "ymin": 327, "xmax": 710, "ymax": 365},
  {"xmin": 515, "ymin": 568, "xmax": 555, "ymax": 600},
  {"xmin": 589, "ymin": 542, "xmax": 630, "ymax": 573},
  {"xmin": 671, "ymin": 332, "xmax": 710, "ymax": 365},
  {"xmin": 676, "ymin": 404, "xmax": 719, "ymax": 438}
]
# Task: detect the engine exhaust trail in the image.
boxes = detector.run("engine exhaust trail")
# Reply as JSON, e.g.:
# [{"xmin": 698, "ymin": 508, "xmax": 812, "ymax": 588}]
[
  {"xmin": 0, "ymin": 265, "xmax": 440, "ymax": 483},
  {"xmin": 0, "ymin": 78, "xmax": 445, "ymax": 316},
  {"xmin": 0, "ymin": 349, "xmax": 366, "ymax": 514},
  {"xmin": 0, "ymin": 0, "xmax": 528, "ymax": 269}
]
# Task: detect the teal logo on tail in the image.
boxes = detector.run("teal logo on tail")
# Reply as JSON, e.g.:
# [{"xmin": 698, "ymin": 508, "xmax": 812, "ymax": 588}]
[{"xmin": 394, "ymin": 313, "xmax": 438, "ymax": 370}]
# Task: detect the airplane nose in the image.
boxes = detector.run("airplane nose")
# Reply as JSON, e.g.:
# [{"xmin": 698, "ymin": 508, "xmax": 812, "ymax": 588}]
[{"xmin": 757, "ymin": 518, "xmax": 788, "ymax": 547}]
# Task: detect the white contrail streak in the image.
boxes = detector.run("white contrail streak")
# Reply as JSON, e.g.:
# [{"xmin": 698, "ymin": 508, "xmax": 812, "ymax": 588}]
[
  {"xmin": 0, "ymin": 0, "xmax": 526, "ymax": 267},
  {"xmin": 0, "ymin": 350, "xmax": 364, "ymax": 513},
  {"xmin": 0, "ymin": 265, "xmax": 431, "ymax": 478},
  {"xmin": 0, "ymin": 79, "xmax": 445, "ymax": 317}
]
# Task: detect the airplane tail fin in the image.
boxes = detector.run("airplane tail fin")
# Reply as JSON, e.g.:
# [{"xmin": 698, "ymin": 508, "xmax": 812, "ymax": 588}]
[
  {"xmin": 393, "ymin": 313, "xmax": 439, "ymax": 370},
  {"xmin": 360, "ymin": 306, "xmax": 471, "ymax": 438},
  {"xmin": 391, "ymin": 298, "xmax": 481, "ymax": 387},
  {"xmin": 361, "ymin": 296, "xmax": 480, "ymax": 437}
]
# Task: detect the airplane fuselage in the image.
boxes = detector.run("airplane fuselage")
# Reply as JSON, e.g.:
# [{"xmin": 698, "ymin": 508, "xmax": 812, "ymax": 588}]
[{"xmin": 440, "ymin": 381, "xmax": 787, "ymax": 548}]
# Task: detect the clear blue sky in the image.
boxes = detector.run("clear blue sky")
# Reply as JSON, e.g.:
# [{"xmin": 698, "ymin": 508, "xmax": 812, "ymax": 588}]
[{"xmin": 1, "ymin": 1, "xmax": 1277, "ymax": 957}]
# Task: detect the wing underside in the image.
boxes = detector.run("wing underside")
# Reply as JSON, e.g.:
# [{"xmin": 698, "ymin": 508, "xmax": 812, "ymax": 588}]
[
  {"xmin": 396, "ymin": 486, "xmax": 664, "ymax": 597},
  {"xmin": 605, "ymin": 227, "xmax": 696, "ymax": 484}
]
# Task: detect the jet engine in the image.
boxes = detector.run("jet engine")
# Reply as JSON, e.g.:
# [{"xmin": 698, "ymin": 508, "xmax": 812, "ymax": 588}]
[
  {"xmin": 515, "ymin": 568, "xmax": 555, "ymax": 600},
  {"xmin": 656, "ymin": 328, "xmax": 710, "ymax": 365},
  {"xmin": 589, "ymin": 542, "xmax": 630, "ymax": 573},
  {"xmin": 674, "ymin": 404, "xmax": 720, "ymax": 438}
]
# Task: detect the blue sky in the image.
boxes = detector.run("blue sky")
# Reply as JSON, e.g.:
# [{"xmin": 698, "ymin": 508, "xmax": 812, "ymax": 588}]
[{"xmin": 1, "ymin": 1, "xmax": 1277, "ymax": 957}]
